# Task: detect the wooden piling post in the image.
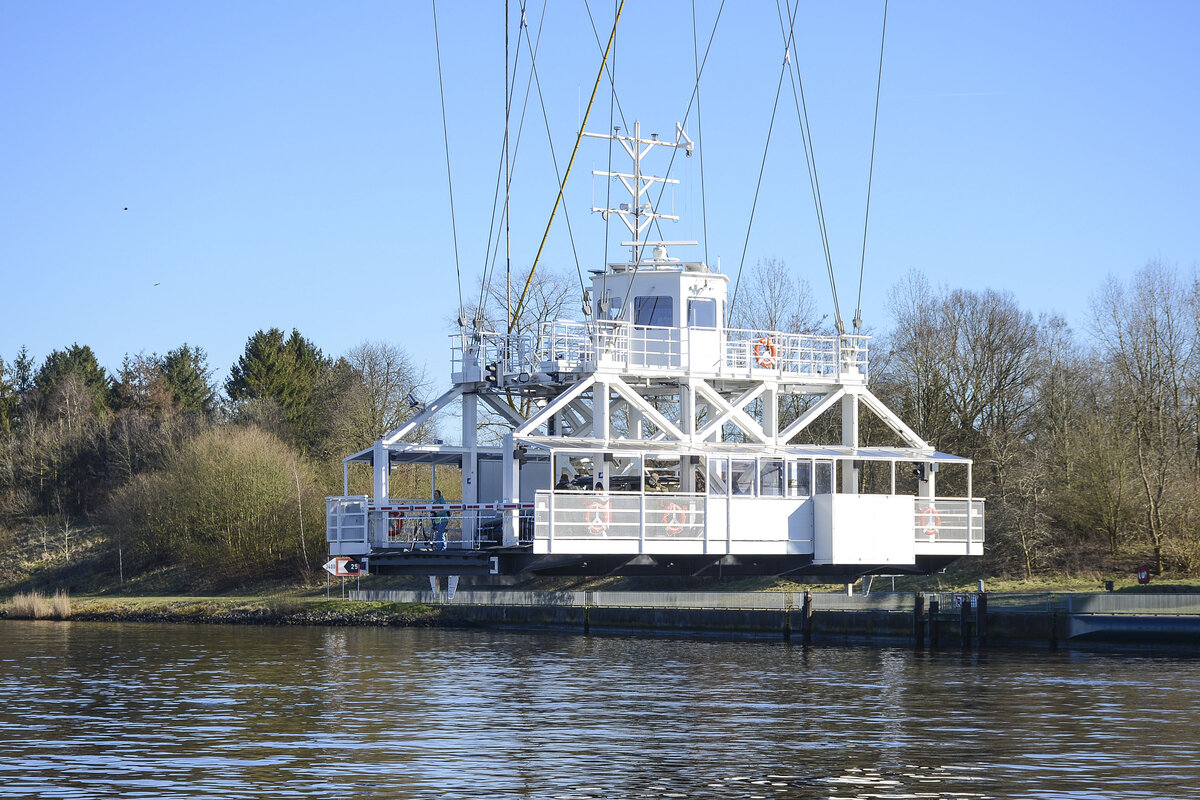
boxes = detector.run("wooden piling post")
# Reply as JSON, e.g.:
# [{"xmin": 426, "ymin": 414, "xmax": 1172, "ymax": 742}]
[
  {"xmin": 977, "ymin": 592, "xmax": 988, "ymax": 648},
  {"xmin": 929, "ymin": 598, "xmax": 940, "ymax": 647},
  {"xmin": 960, "ymin": 596, "xmax": 972, "ymax": 648},
  {"xmin": 913, "ymin": 592, "xmax": 925, "ymax": 649}
]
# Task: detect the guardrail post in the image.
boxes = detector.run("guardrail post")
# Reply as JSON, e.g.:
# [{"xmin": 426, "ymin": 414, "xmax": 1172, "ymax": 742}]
[
  {"xmin": 914, "ymin": 593, "xmax": 925, "ymax": 649},
  {"xmin": 929, "ymin": 598, "xmax": 940, "ymax": 647}
]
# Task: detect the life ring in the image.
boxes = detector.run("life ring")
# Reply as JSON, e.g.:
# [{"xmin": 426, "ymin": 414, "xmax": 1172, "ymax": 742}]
[
  {"xmin": 586, "ymin": 500, "xmax": 611, "ymax": 534},
  {"xmin": 753, "ymin": 337, "xmax": 777, "ymax": 367},
  {"xmin": 662, "ymin": 502, "xmax": 687, "ymax": 534},
  {"xmin": 920, "ymin": 505, "xmax": 940, "ymax": 538},
  {"xmin": 388, "ymin": 511, "xmax": 404, "ymax": 539}
]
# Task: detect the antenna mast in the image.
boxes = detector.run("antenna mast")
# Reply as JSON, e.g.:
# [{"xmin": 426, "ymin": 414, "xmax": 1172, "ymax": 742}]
[{"xmin": 586, "ymin": 121, "xmax": 694, "ymax": 263}]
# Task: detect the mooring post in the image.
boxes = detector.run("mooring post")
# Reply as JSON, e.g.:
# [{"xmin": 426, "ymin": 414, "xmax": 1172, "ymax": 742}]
[
  {"xmin": 960, "ymin": 597, "xmax": 971, "ymax": 648},
  {"xmin": 929, "ymin": 598, "xmax": 940, "ymax": 647},
  {"xmin": 802, "ymin": 590, "xmax": 813, "ymax": 645},
  {"xmin": 583, "ymin": 590, "xmax": 592, "ymax": 635},
  {"xmin": 977, "ymin": 592, "xmax": 988, "ymax": 648},
  {"xmin": 914, "ymin": 592, "xmax": 925, "ymax": 649}
]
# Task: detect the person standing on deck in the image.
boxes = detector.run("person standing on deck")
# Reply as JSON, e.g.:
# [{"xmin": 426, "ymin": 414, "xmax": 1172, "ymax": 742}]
[{"xmin": 432, "ymin": 489, "xmax": 450, "ymax": 550}]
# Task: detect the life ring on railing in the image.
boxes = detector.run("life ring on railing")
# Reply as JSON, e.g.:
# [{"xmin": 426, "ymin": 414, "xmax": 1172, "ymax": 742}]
[
  {"xmin": 920, "ymin": 505, "xmax": 941, "ymax": 538},
  {"xmin": 388, "ymin": 512, "xmax": 404, "ymax": 540},
  {"xmin": 753, "ymin": 337, "xmax": 777, "ymax": 367},
  {"xmin": 662, "ymin": 502, "xmax": 687, "ymax": 534},
  {"xmin": 586, "ymin": 500, "xmax": 611, "ymax": 534}
]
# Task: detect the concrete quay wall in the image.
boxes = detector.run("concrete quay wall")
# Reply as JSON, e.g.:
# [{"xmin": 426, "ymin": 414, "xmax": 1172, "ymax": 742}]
[{"xmin": 355, "ymin": 590, "xmax": 1200, "ymax": 650}]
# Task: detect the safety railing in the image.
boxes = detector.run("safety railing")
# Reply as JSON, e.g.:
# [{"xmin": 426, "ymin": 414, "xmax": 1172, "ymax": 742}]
[
  {"xmin": 534, "ymin": 490, "xmax": 705, "ymax": 540},
  {"xmin": 454, "ymin": 323, "xmax": 869, "ymax": 382},
  {"xmin": 912, "ymin": 498, "xmax": 985, "ymax": 544},
  {"xmin": 326, "ymin": 496, "xmax": 369, "ymax": 545}
]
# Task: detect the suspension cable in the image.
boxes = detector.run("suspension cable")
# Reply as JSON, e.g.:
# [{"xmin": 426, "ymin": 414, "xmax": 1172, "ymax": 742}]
[
  {"xmin": 644, "ymin": 0, "xmax": 725, "ymax": 245},
  {"xmin": 505, "ymin": 0, "xmax": 512, "ymax": 330},
  {"xmin": 600, "ymin": 0, "xmax": 618, "ymax": 326},
  {"xmin": 478, "ymin": 2, "xmax": 537, "ymax": 323},
  {"xmin": 617, "ymin": 0, "xmax": 724, "ymax": 320},
  {"xmin": 691, "ymin": 0, "xmax": 710, "ymax": 267},
  {"xmin": 511, "ymin": 0, "xmax": 625, "ymax": 332},
  {"xmin": 727, "ymin": 54, "xmax": 789, "ymax": 327},
  {"xmin": 854, "ymin": 0, "xmax": 889, "ymax": 334},
  {"xmin": 431, "ymin": 0, "xmax": 465, "ymax": 322},
  {"xmin": 780, "ymin": 0, "xmax": 843, "ymax": 334},
  {"xmin": 521, "ymin": 8, "xmax": 588, "ymax": 305}
]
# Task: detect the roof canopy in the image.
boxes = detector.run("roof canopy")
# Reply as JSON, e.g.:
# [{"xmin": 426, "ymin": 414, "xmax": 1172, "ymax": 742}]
[{"xmin": 517, "ymin": 435, "xmax": 968, "ymax": 465}]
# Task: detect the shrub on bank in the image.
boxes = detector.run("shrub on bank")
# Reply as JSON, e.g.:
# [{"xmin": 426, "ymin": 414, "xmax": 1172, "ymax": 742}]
[
  {"xmin": 106, "ymin": 426, "xmax": 326, "ymax": 586},
  {"xmin": 7, "ymin": 590, "xmax": 72, "ymax": 619}
]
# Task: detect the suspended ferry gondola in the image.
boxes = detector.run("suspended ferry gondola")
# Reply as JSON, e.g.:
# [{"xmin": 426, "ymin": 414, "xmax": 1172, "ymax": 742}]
[{"xmin": 325, "ymin": 9, "xmax": 983, "ymax": 582}]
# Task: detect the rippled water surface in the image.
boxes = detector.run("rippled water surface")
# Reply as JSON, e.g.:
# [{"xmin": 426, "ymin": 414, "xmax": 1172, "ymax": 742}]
[{"xmin": 1, "ymin": 621, "xmax": 1198, "ymax": 799}]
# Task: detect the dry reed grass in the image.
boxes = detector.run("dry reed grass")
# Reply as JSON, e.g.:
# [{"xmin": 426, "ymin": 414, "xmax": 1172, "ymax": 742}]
[{"xmin": 6, "ymin": 590, "xmax": 72, "ymax": 619}]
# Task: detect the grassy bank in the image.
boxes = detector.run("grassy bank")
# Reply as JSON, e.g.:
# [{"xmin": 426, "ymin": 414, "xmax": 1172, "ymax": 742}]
[{"xmin": 1, "ymin": 592, "xmax": 446, "ymax": 627}]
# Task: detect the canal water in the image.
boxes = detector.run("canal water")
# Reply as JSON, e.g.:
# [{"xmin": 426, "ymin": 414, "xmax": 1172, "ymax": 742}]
[{"xmin": 1, "ymin": 621, "xmax": 1197, "ymax": 799}]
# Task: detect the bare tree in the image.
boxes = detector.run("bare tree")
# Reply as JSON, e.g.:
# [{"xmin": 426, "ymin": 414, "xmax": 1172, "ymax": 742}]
[
  {"xmin": 730, "ymin": 258, "xmax": 823, "ymax": 333},
  {"xmin": 1092, "ymin": 260, "xmax": 1199, "ymax": 573}
]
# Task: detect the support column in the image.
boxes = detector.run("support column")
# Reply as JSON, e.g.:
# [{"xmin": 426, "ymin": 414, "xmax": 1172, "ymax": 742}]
[
  {"xmin": 462, "ymin": 392, "xmax": 478, "ymax": 547},
  {"xmin": 595, "ymin": 378, "xmax": 610, "ymax": 443},
  {"xmin": 763, "ymin": 382, "xmax": 778, "ymax": 443},
  {"xmin": 840, "ymin": 391, "xmax": 859, "ymax": 494},
  {"xmin": 502, "ymin": 431, "xmax": 519, "ymax": 546},
  {"xmin": 372, "ymin": 440, "xmax": 389, "ymax": 501},
  {"xmin": 682, "ymin": 379, "xmax": 696, "ymax": 440}
]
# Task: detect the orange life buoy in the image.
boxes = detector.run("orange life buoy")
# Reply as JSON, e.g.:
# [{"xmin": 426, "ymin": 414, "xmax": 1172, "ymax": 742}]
[
  {"xmin": 920, "ymin": 505, "xmax": 940, "ymax": 538},
  {"xmin": 586, "ymin": 500, "xmax": 611, "ymax": 534},
  {"xmin": 662, "ymin": 502, "xmax": 687, "ymax": 534},
  {"xmin": 753, "ymin": 337, "xmax": 777, "ymax": 367}
]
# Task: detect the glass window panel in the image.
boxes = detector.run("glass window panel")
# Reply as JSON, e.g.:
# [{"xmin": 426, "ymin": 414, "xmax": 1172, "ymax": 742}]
[
  {"xmin": 731, "ymin": 459, "xmax": 756, "ymax": 496},
  {"xmin": 708, "ymin": 458, "xmax": 728, "ymax": 497},
  {"xmin": 788, "ymin": 461, "xmax": 812, "ymax": 497},
  {"xmin": 815, "ymin": 460, "xmax": 834, "ymax": 494},
  {"xmin": 760, "ymin": 459, "xmax": 784, "ymax": 496},
  {"xmin": 634, "ymin": 296, "xmax": 673, "ymax": 327},
  {"xmin": 687, "ymin": 298, "xmax": 716, "ymax": 328}
]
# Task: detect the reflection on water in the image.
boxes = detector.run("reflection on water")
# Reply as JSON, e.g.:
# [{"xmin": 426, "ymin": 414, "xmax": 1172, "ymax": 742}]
[{"xmin": 0, "ymin": 621, "xmax": 1197, "ymax": 799}]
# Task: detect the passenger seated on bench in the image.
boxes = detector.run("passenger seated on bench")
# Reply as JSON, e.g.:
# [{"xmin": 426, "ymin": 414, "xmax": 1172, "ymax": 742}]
[{"xmin": 556, "ymin": 471, "xmax": 571, "ymax": 490}]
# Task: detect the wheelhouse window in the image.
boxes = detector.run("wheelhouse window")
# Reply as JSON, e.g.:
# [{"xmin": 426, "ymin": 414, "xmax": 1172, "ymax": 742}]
[
  {"xmin": 731, "ymin": 459, "xmax": 756, "ymax": 496},
  {"xmin": 634, "ymin": 296, "xmax": 673, "ymax": 327},
  {"xmin": 788, "ymin": 460, "xmax": 812, "ymax": 497},
  {"xmin": 687, "ymin": 297, "xmax": 716, "ymax": 329},
  {"xmin": 815, "ymin": 460, "xmax": 834, "ymax": 494},
  {"xmin": 601, "ymin": 295, "xmax": 624, "ymax": 320},
  {"xmin": 760, "ymin": 459, "xmax": 784, "ymax": 496},
  {"xmin": 708, "ymin": 458, "xmax": 729, "ymax": 497}
]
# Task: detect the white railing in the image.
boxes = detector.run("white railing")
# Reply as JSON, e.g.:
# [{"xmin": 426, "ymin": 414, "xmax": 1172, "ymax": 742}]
[
  {"xmin": 535, "ymin": 490, "xmax": 705, "ymax": 540},
  {"xmin": 912, "ymin": 498, "xmax": 985, "ymax": 544},
  {"xmin": 453, "ymin": 322, "xmax": 869, "ymax": 382}
]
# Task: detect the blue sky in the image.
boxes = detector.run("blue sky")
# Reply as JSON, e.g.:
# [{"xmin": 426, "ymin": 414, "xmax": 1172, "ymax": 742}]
[{"xmin": 2, "ymin": 1, "xmax": 1198, "ymax": 395}]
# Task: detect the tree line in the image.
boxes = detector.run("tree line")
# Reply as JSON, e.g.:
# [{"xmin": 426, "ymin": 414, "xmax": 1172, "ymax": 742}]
[
  {"xmin": 1, "ymin": 258, "xmax": 1197, "ymax": 586},
  {"xmin": 0, "ymin": 332, "xmax": 427, "ymax": 587}
]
